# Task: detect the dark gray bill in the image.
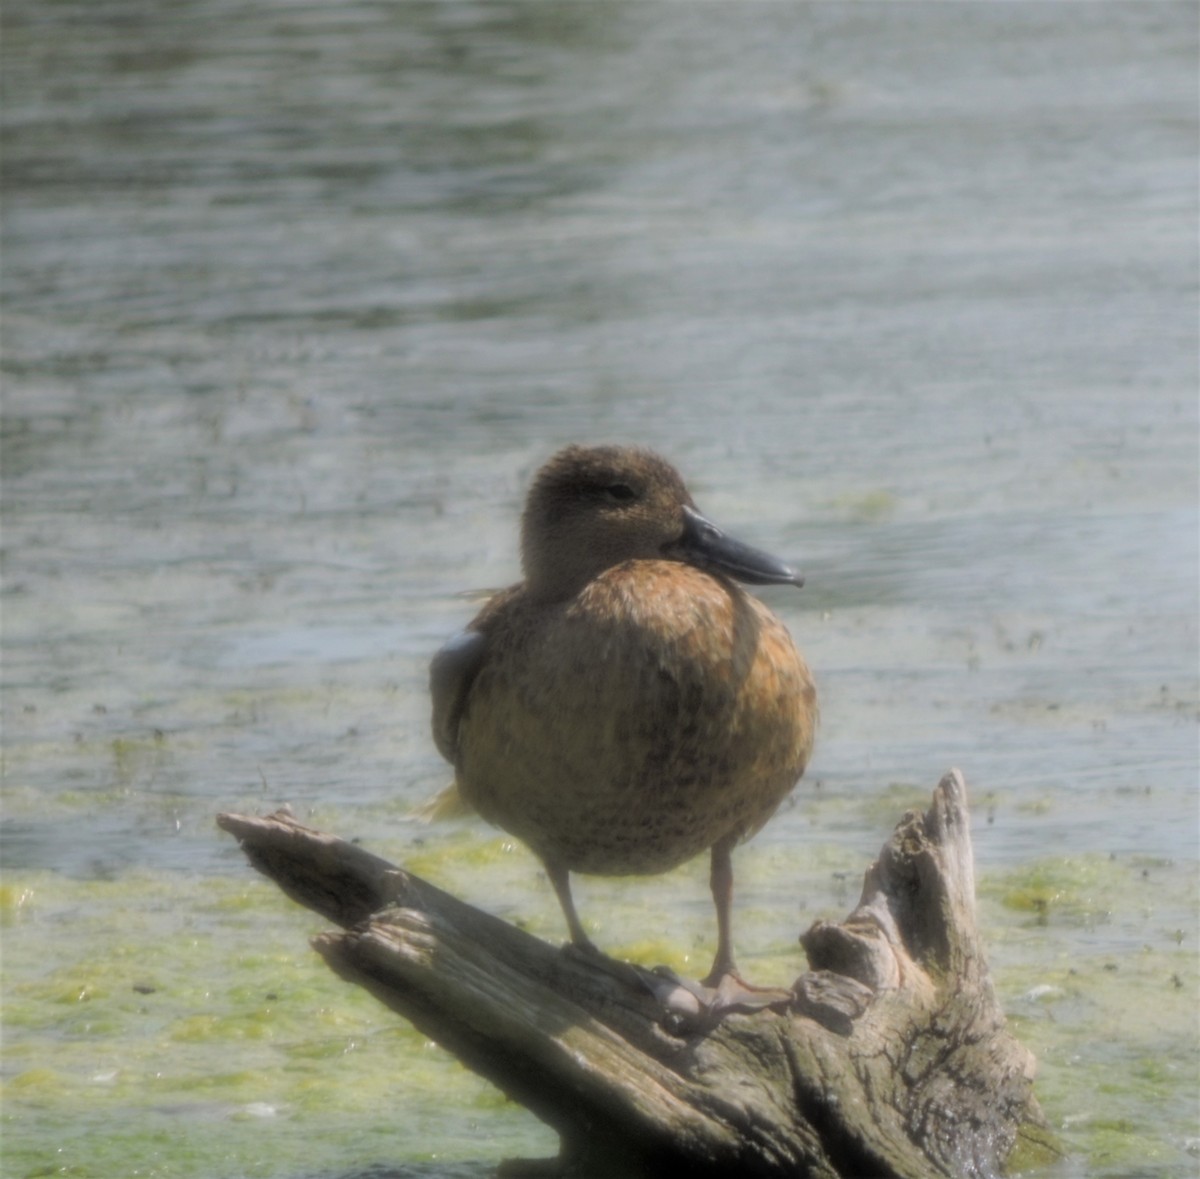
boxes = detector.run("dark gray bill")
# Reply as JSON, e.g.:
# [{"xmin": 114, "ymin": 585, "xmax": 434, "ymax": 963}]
[{"xmin": 671, "ymin": 505, "xmax": 804, "ymax": 588}]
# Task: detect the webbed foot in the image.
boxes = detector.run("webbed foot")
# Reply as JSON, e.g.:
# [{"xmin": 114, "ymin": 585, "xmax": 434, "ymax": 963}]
[{"xmin": 647, "ymin": 966, "xmax": 793, "ymax": 1029}]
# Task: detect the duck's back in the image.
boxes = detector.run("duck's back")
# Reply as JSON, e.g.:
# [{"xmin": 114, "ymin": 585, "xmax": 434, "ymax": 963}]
[{"xmin": 455, "ymin": 559, "xmax": 816, "ymax": 876}]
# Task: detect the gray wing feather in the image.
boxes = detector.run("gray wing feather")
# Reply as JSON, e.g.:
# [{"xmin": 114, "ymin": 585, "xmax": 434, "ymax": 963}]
[{"xmin": 430, "ymin": 628, "xmax": 488, "ymax": 763}]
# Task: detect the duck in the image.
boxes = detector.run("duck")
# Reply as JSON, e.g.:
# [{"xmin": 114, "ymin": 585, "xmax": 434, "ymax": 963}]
[{"xmin": 430, "ymin": 444, "xmax": 816, "ymax": 995}]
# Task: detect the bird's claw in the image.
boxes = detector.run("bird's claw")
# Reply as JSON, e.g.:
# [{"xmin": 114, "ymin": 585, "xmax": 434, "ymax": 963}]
[{"xmin": 648, "ymin": 966, "xmax": 793, "ymax": 1030}]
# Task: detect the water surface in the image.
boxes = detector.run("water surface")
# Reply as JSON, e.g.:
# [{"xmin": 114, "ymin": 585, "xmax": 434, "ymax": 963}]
[{"xmin": 2, "ymin": 3, "xmax": 1197, "ymax": 1177}]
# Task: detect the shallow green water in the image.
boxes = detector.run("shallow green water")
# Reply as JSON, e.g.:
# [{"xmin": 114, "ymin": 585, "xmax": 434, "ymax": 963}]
[
  {"xmin": 3, "ymin": 831, "xmax": 1197, "ymax": 1177},
  {"xmin": 2, "ymin": 868, "xmax": 546, "ymax": 1178},
  {"xmin": 3, "ymin": 2, "xmax": 1198, "ymax": 1177}
]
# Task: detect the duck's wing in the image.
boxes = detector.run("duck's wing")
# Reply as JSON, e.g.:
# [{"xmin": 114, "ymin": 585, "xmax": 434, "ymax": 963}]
[{"xmin": 430, "ymin": 627, "xmax": 489, "ymax": 763}]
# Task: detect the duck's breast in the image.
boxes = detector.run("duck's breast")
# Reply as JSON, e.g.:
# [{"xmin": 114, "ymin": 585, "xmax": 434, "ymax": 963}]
[{"xmin": 457, "ymin": 560, "xmax": 815, "ymax": 874}]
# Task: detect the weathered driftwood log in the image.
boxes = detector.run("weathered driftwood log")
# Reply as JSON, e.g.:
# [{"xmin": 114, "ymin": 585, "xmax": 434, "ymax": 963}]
[{"xmin": 217, "ymin": 769, "xmax": 1056, "ymax": 1179}]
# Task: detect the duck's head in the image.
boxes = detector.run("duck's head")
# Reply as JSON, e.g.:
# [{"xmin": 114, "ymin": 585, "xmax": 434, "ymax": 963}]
[{"xmin": 520, "ymin": 444, "xmax": 804, "ymax": 602}]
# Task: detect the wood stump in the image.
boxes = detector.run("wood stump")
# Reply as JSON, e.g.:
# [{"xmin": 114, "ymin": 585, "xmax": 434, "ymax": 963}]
[{"xmin": 217, "ymin": 769, "xmax": 1057, "ymax": 1178}]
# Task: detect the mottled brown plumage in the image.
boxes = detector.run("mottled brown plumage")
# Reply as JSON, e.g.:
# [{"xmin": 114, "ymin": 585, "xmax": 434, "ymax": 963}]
[{"xmin": 430, "ymin": 444, "xmax": 816, "ymax": 986}]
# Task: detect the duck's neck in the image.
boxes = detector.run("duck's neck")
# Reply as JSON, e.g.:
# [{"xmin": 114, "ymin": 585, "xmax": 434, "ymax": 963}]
[
  {"xmin": 522, "ymin": 522, "xmax": 633, "ymax": 603},
  {"xmin": 521, "ymin": 551, "xmax": 599, "ymax": 604}
]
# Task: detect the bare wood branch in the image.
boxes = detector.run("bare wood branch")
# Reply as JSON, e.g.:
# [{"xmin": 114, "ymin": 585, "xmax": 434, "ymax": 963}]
[{"xmin": 218, "ymin": 770, "xmax": 1058, "ymax": 1178}]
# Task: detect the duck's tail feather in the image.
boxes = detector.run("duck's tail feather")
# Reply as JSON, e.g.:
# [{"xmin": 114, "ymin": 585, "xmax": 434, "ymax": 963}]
[{"xmin": 410, "ymin": 782, "xmax": 475, "ymax": 822}]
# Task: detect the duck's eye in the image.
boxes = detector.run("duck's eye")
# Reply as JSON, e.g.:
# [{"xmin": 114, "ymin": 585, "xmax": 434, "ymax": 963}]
[{"xmin": 605, "ymin": 483, "xmax": 637, "ymax": 503}]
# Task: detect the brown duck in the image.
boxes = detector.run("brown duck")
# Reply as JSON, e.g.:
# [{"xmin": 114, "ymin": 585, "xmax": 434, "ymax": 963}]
[{"xmin": 430, "ymin": 444, "xmax": 816, "ymax": 990}]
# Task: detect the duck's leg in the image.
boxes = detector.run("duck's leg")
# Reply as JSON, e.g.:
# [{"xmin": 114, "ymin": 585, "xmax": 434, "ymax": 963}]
[
  {"xmin": 545, "ymin": 858, "xmax": 595, "ymax": 951},
  {"xmin": 702, "ymin": 833, "xmax": 739, "ymax": 986},
  {"xmin": 692, "ymin": 836, "xmax": 795, "ymax": 1016}
]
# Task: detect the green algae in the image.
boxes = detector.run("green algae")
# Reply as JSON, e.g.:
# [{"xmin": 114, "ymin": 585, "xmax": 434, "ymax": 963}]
[
  {"xmin": 1, "ymin": 814, "xmax": 1193, "ymax": 1179},
  {"xmin": 979, "ymin": 852, "xmax": 1200, "ymax": 1176},
  {"xmin": 1, "ymin": 868, "xmax": 555, "ymax": 1179},
  {"xmin": 983, "ymin": 851, "xmax": 1191, "ymax": 931},
  {"xmin": 4, "ymin": 832, "xmax": 1197, "ymax": 1179},
  {"xmin": 830, "ymin": 488, "xmax": 899, "ymax": 523}
]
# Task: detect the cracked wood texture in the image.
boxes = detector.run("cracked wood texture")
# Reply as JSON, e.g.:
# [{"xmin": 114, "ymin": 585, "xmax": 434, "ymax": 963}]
[{"xmin": 217, "ymin": 769, "xmax": 1057, "ymax": 1178}]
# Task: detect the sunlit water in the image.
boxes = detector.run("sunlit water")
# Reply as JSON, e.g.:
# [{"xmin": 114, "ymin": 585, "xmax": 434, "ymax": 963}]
[{"xmin": 3, "ymin": 3, "xmax": 1197, "ymax": 1177}]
